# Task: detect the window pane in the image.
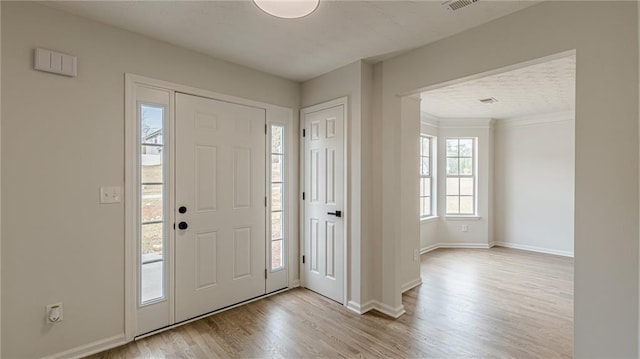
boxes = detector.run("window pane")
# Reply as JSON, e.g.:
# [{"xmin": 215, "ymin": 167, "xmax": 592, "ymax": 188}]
[
  {"xmin": 421, "ymin": 137, "xmax": 430, "ymax": 157},
  {"xmin": 141, "ymin": 261, "xmax": 163, "ymax": 303},
  {"xmin": 459, "ymin": 139, "xmax": 473, "ymax": 157},
  {"xmin": 460, "ymin": 158, "xmax": 473, "ymax": 175},
  {"xmin": 460, "ymin": 196, "xmax": 474, "ymax": 214},
  {"xmin": 446, "ymin": 196, "xmax": 460, "ymax": 214},
  {"xmin": 446, "ymin": 158, "xmax": 459, "ymax": 175},
  {"xmin": 141, "ymin": 148, "xmax": 162, "ymax": 183},
  {"xmin": 421, "ymin": 178, "xmax": 431, "ymax": 197},
  {"xmin": 421, "ymin": 196, "xmax": 431, "ymax": 217},
  {"xmin": 272, "ymin": 154, "xmax": 284, "ymax": 182},
  {"xmin": 272, "ymin": 125, "xmax": 284, "ymax": 154},
  {"xmin": 446, "ymin": 139, "xmax": 459, "ymax": 157},
  {"xmin": 272, "ymin": 183, "xmax": 283, "ymax": 211},
  {"xmin": 141, "ymin": 105, "xmax": 163, "ymax": 145},
  {"xmin": 141, "ymin": 222, "xmax": 163, "ymax": 255},
  {"xmin": 421, "ymin": 157, "xmax": 430, "ymax": 176},
  {"xmin": 446, "ymin": 178, "xmax": 459, "ymax": 196},
  {"xmin": 141, "ymin": 185, "xmax": 163, "ymax": 222},
  {"xmin": 271, "ymin": 240, "xmax": 283, "ymax": 269},
  {"xmin": 460, "ymin": 178, "xmax": 474, "ymax": 196},
  {"xmin": 272, "ymin": 211, "xmax": 283, "ymax": 240}
]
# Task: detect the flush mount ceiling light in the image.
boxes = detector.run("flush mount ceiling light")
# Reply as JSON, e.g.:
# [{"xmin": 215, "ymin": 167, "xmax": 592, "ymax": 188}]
[
  {"xmin": 253, "ymin": 0, "xmax": 320, "ymax": 19},
  {"xmin": 479, "ymin": 97, "xmax": 499, "ymax": 104}
]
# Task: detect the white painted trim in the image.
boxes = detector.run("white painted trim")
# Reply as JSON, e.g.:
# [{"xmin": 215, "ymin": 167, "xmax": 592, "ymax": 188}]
[
  {"xmin": 42, "ymin": 334, "xmax": 127, "ymax": 359},
  {"xmin": 420, "ymin": 216, "xmax": 439, "ymax": 223},
  {"xmin": 437, "ymin": 118, "xmax": 493, "ymax": 129},
  {"xmin": 125, "ymin": 73, "xmax": 296, "ymax": 340},
  {"xmin": 299, "ymin": 97, "xmax": 350, "ymax": 307},
  {"xmin": 346, "ymin": 300, "xmax": 376, "ymax": 314},
  {"xmin": 372, "ymin": 301, "xmax": 406, "ymax": 319},
  {"xmin": 401, "ymin": 277, "xmax": 423, "ymax": 293},
  {"xmin": 420, "ymin": 112, "xmax": 440, "ymax": 127},
  {"xmin": 438, "ymin": 243, "xmax": 494, "ymax": 249},
  {"xmin": 444, "ymin": 216, "xmax": 482, "ymax": 221},
  {"xmin": 496, "ymin": 110, "xmax": 574, "ymax": 129},
  {"xmin": 420, "ymin": 242, "xmax": 572, "ymax": 257},
  {"xmin": 420, "ymin": 243, "xmax": 440, "ymax": 254},
  {"xmin": 493, "ymin": 242, "xmax": 574, "ymax": 257}
]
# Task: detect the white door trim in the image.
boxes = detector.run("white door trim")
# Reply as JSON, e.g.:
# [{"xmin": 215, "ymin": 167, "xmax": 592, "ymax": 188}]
[
  {"xmin": 299, "ymin": 97, "xmax": 349, "ymax": 306},
  {"xmin": 125, "ymin": 73, "xmax": 295, "ymax": 341}
]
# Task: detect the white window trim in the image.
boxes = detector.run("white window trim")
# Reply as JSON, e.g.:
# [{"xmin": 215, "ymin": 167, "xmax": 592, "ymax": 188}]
[
  {"xmin": 420, "ymin": 134, "xmax": 435, "ymax": 219},
  {"xmin": 445, "ymin": 137, "xmax": 477, "ymax": 216}
]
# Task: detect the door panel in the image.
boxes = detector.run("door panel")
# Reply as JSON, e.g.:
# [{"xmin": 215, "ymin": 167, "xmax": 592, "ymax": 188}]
[
  {"xmin": 303, "ymin": 104, "xmax": 344, "ymax": 303},
  {"xmin": 175, "ymin": 93, "xmax": 266, "ymax": 323}
]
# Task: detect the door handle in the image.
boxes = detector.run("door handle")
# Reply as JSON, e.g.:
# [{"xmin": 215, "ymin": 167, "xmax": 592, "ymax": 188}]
[
  {"xmin": 327, "ymin": 210, "xmax": 342, "ymax": 218},
  {"xmin": 178, "ymin": 206, "xmax": 187, "ymax": 214},
  {"xmin": 178, "ymin": 221, "xmax": 188, "ymax": 230}
]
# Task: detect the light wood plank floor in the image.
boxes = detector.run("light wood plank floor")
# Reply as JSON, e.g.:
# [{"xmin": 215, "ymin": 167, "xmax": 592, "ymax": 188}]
[{"xmin": 90, "ymin": 247, "xmax": 573, "ymax": 358}]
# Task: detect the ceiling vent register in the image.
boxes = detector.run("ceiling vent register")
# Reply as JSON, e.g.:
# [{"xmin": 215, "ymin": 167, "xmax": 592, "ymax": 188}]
[{"xmin": 443, "ymin": 0, "xmax": 479, "ymax": 11}]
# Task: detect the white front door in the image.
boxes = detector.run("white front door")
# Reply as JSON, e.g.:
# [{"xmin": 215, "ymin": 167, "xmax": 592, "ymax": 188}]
[
  {"xmin": 303, "ymin": 103, "xmax": 345, "ymax": 304},
  {"xmin": 175, "ymin": 93, "xmax": 267, "ymax": 322}
]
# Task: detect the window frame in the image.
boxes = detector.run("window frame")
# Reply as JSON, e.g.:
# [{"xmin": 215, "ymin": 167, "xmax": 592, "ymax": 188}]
[
  {"xmin": 138, "ymin": 101, "xmax": 169, "ymax": 306},
  {"xmin": 270, "ymin": 124, "xmax": 286, "ymax": 272},
  {"xmin": 420, "ymin": 135, "xmax": 435, "ymax": 219},
  {"xmin": 445, "ymin": 137, "xmax": 477, "ymax": 216}
]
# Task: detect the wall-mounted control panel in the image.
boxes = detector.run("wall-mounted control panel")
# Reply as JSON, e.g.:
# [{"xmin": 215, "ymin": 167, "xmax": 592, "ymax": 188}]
[{"xmin": 34, "ymin": 48, "xmax": 77, "ymax": 77}]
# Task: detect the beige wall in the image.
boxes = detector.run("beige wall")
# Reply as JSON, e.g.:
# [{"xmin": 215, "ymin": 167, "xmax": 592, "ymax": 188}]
[
  {"xmin": 300, "ymin": 59, "xmax": 374, "ymax": 308},
  {"xmin": 1, "ymin": 2, "xmax": 299, "ymax": 358},
  {"xmin": 376, "ymin": 1, "xmax": 638, "ymax": 356},
  {"xmin": 494, "ymin": 114, "xmax": 575, "ymax": 256}
]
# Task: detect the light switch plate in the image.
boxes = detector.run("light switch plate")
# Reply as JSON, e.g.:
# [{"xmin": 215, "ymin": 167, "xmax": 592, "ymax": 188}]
[{"xmin": 100, "ymin": 186, "xmax": 121, "ymax": 204}]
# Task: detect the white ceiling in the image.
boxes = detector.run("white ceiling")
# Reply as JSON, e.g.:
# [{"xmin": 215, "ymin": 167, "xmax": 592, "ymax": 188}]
[
  {"xmin": 420, "ymin": 55, "xmax": 576, "ymax": 120},
  {"xmin": 43, "ymin": 0, "xmax": 541, "ymax": 82}
]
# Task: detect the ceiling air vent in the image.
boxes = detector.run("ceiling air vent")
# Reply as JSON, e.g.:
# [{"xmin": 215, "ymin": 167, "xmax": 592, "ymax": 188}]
[
  {"xmin": 443, "ymin": 0, "xmax": 479, "ymax": 11},
  {"xmin": 479, "ymin": 97, "xmax": 498, "ymax": 104}
]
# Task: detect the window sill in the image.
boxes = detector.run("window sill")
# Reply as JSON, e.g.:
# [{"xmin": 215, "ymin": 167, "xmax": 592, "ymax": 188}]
[
  {"xmin": 445, "ymin": 215, "xmax": 481, "ymax": 221},
  {"xmin": 420, "ymin": 216, "xmax": 440, "ymax": 223}
]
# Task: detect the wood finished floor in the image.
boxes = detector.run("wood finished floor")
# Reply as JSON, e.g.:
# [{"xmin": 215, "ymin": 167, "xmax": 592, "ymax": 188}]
[{"xmin": 90, "ymin": 247, "xmax": 573, "ymax": 358}]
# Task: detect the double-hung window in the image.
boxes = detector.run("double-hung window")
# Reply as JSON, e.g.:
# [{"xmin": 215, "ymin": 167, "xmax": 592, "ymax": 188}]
[
  {"xmin": 445, "ymin": 138, "xmax": 476, "ymax": 215},
  {"xmin": 420, "ymin": 135, "xmax": 434, "ymax": 218}
]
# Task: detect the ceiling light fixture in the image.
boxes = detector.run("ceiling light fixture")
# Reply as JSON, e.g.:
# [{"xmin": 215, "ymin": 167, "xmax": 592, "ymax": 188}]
[
  {"xmin": 479, "ymin": 97, "xmax": 499, "ymax": 104},
  {"xmin": 253, "ymin": 0, "xmax": 320, "ymax": 19}
]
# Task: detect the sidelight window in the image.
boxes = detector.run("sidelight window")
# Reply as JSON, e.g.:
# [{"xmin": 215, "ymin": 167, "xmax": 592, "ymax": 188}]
[
  {"xmin": 139, "ymin": 104, "xmax": 166, "ymax": 304},
  {"xmin": 271, "ymin": 125, "xmax": 286, "ymax": 270}
]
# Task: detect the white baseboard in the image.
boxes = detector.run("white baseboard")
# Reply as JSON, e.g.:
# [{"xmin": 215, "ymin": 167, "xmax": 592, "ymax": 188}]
[
  {"xmin": 493, "ymin": 242, "xmax": 574, "ymax": 257},
  {"xmin": 420, "ymin": 243, "xmax": 439, "ymax": 254},
  {"xmin": 401, "ymin": 277, "xmax": 422, "ymax": 293},
  {"xmin": 372, "ymin": 301, "xmax": 406, "ymax": 318},
  {"xmin": 438, "ymin": 242, "xmax": 494, "ymax": 249},
  {"xmin": 42, "ymin": 334, "xmax": 127, "ymax": 359},
  {"xmin": 347, "ymin": 300, "xmax": 376, "ymax": 314},
  {"xmin": 289, "ymin": 279, "xmax": 301, "ymax": 288}
]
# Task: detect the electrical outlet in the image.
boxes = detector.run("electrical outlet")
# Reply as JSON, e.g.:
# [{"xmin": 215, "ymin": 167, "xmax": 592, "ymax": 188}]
[
  {"xmin": 46, "ymin": 303, "xmax": 63, "ymax": 323},
  {"xmin": 413, "ymin": 248, "xmax": 420, "ymax": 261},
  {"xmin": 461, "ymin": 225, "xmax": 468, "ymax": 232}
]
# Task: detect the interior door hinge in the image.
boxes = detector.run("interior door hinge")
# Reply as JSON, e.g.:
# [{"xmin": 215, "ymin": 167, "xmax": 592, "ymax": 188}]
[
  {"xmin": 302, "ymin": 255, "xmax": 306, "ymax": 264},
  {"xmin": 302, "ymin": 129, "xmax": 306, "ymax": 137},
  {"xmin": 302, "ymin": 192, "xmax": 305, "ymax": 200},
  {"xmin": 265, "ymin": 196, "xmax": 267, "ymax": 207},
  {"xmin": 265, "ymin": 268, "xmax": 268, "ymax": 279},
  {"xmin": 265, "ymin": 124, "xmax": 268, "ymax": 134}
]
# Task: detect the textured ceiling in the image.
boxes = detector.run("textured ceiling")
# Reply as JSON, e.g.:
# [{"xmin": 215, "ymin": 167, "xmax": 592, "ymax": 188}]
[
  {"xmin": 421, "ymin": 55, "xmax": 576, "ymax": 120},
  {"xmin": 43, "ymin": 0, "xmax": 540, "ymax": 81}
]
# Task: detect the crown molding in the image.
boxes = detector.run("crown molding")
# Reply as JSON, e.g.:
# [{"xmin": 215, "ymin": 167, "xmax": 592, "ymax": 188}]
[{"xmin": 496, "ymin": 110, "xmax": 574, "ymax": 129}]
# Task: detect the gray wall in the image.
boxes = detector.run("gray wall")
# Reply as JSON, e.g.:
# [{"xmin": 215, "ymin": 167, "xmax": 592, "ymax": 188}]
[
  {"xmin": 376, "ymin": 2, "xmax": 638, "ymax": 356},
  {"xmin": 1, "ymin": 2, "xmax": 299, "ymax": 358}
]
